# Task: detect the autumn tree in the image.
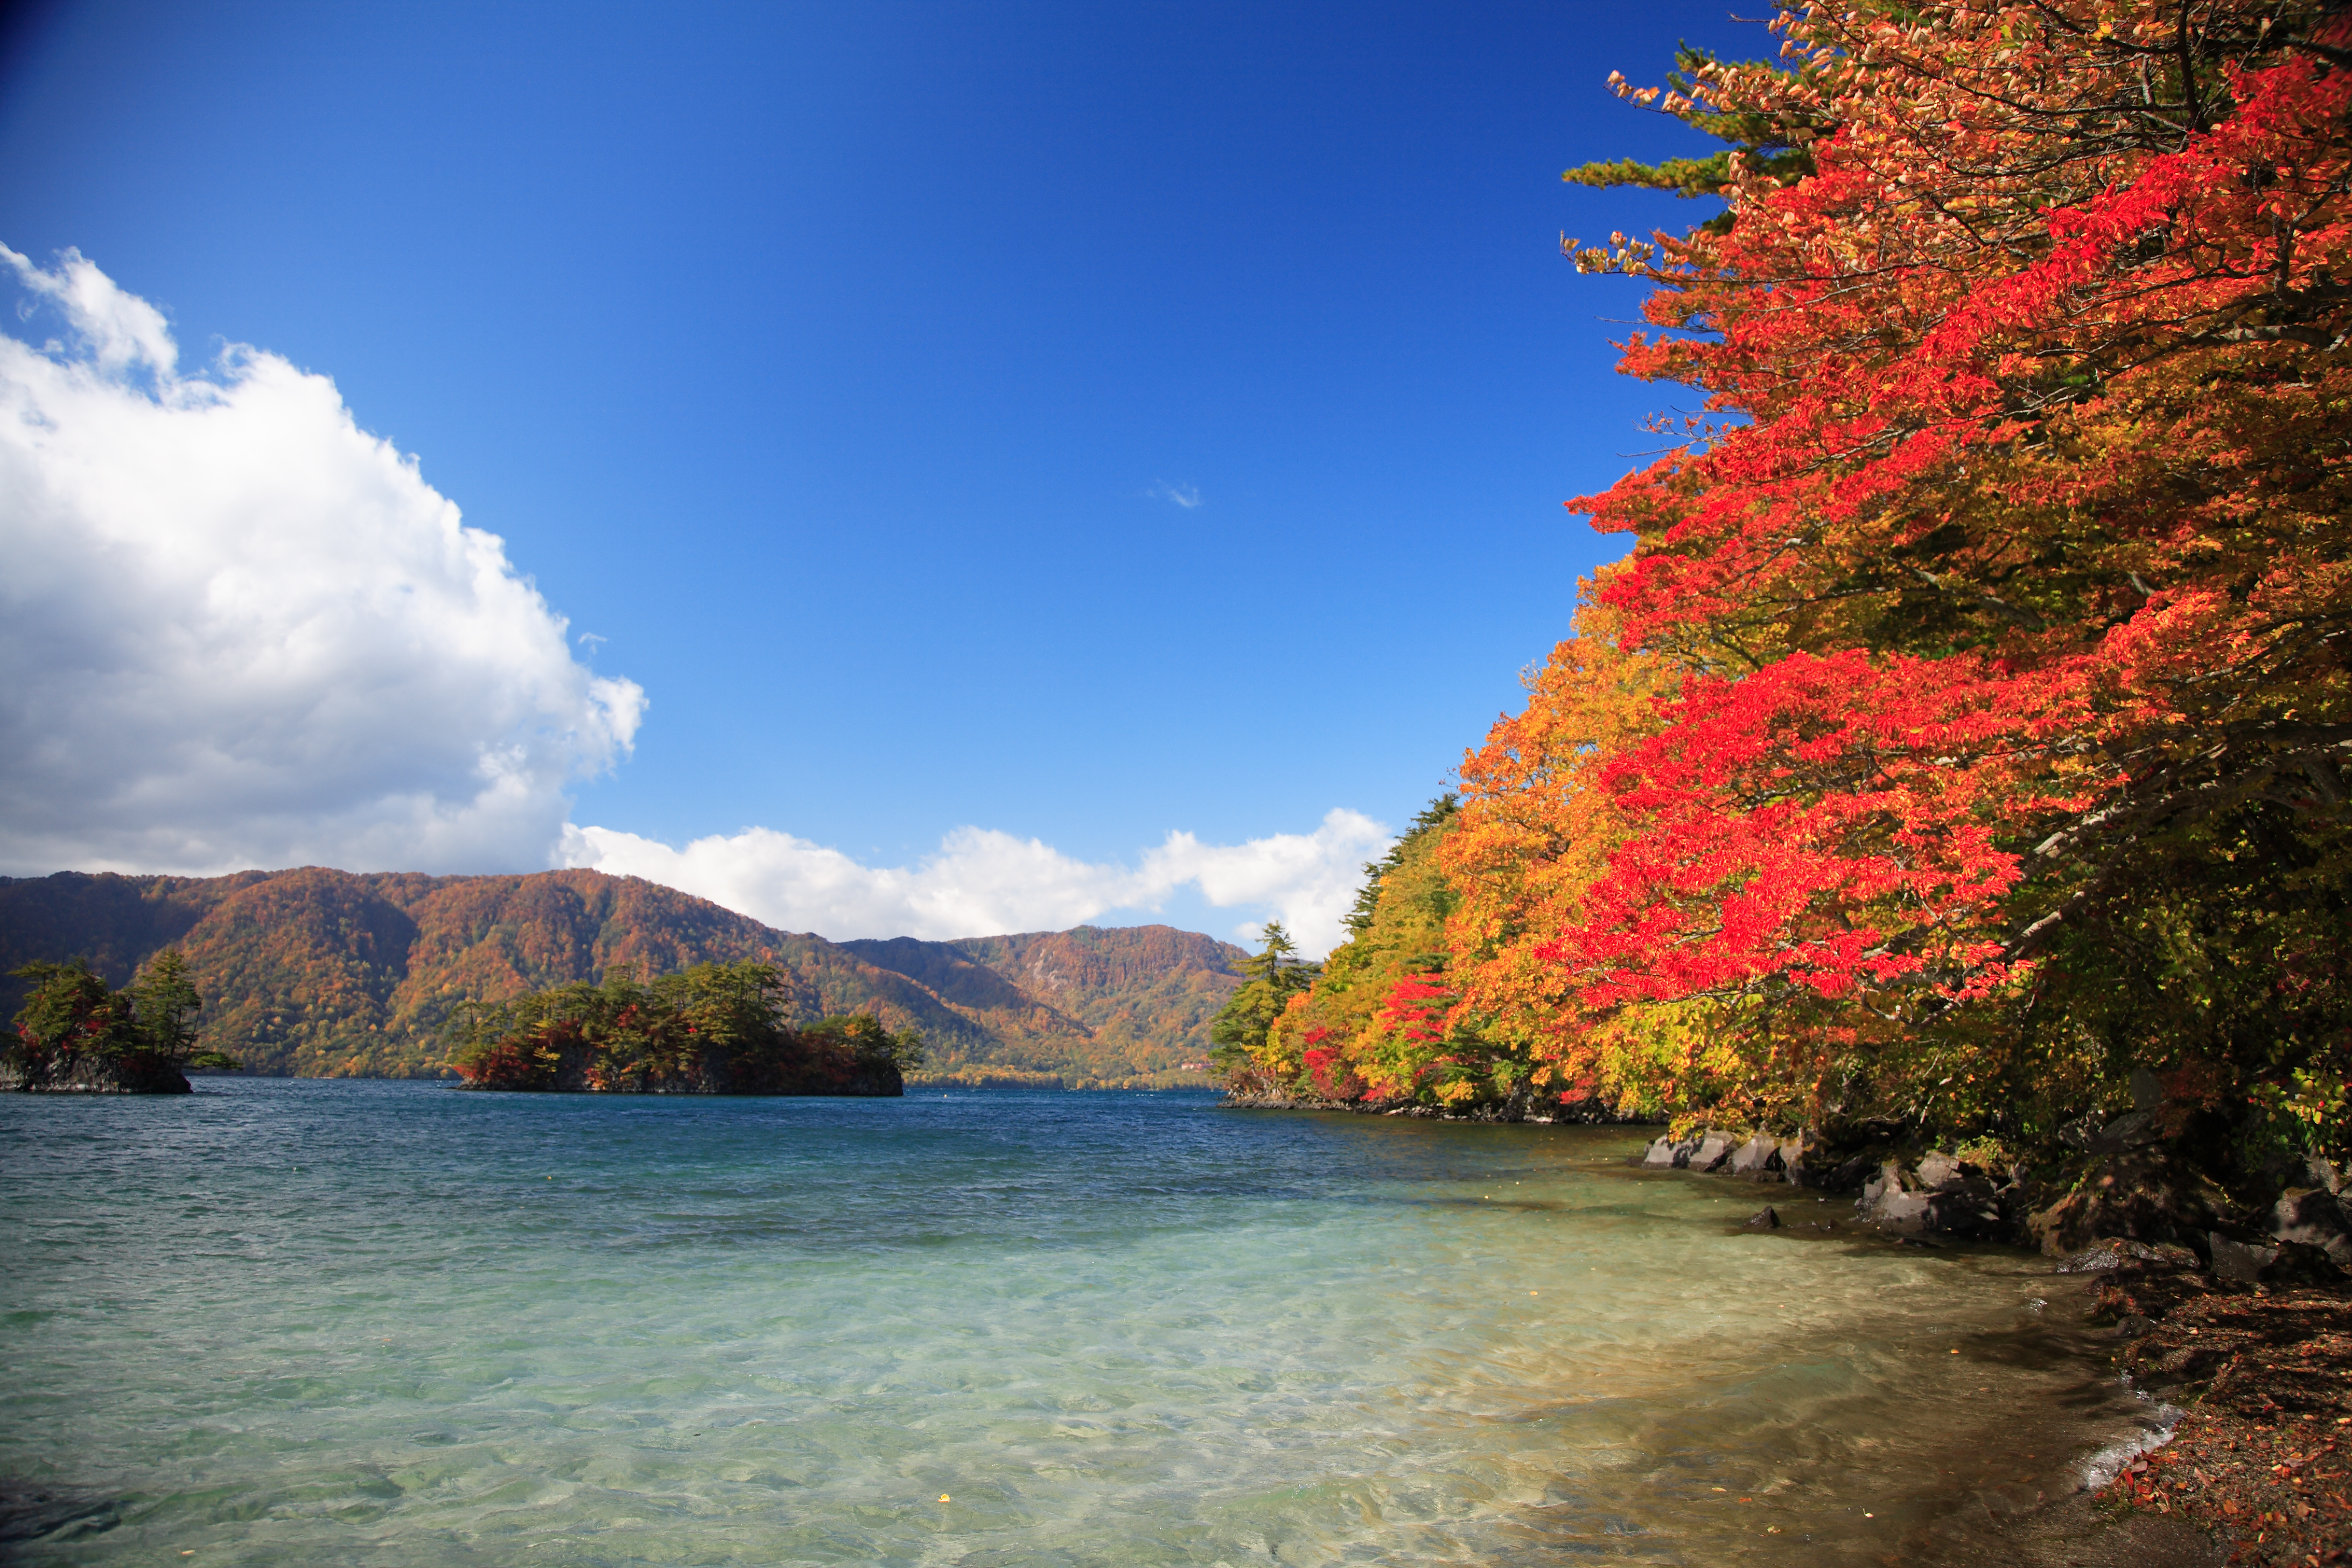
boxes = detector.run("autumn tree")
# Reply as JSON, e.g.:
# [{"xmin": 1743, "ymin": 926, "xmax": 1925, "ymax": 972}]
[
  {"xmin": 1460, "ymin": 1, "xmax": 2352, "ymax": 1156},
  {"xmin": 1207, "ymin": 922, "xmax": 1321, "ymax": 1093}
]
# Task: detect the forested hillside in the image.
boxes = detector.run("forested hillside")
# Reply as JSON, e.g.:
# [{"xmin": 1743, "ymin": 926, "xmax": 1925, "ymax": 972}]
[
  {"xmin": 1220, "ymin": 2, "xmax": 2352, "ymax": 1193},
  {"xmin": 849, "ymin": 926, "xmax": 1246, "ymax": 1084},
  {"xmin": 0, "ymin": 869, "xmax": 1244, "ymax": 1086}
]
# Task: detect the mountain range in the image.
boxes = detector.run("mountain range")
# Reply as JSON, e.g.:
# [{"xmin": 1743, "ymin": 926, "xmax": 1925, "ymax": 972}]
[{"xmin": 0, "ymin": 869, "xmax": 1248, "ymax": 1087}]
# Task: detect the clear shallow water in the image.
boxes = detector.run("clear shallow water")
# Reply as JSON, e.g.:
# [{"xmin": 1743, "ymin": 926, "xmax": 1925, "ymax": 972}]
[{"xmin": 2, "ymin": 1082, "xmax": 2154, "ymax": 1565}]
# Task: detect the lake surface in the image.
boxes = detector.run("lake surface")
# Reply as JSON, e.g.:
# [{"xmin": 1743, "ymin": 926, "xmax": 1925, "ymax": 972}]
[{"xmin": 1, "ymin": 1082, "xmax": 2161, "ymax": 1564}]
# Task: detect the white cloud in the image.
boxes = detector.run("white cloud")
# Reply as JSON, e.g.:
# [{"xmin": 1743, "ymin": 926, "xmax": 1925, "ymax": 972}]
[
  {"xmin": 1151, "ymin": 481, "xmax": 1202, "ymax": 508},
  {"xmin": 0, "ymin": 246, "xmax": 1384, "ymax": 954},
  {"xmin": 563, "ymin": 807, "xmax": 1390, "ymax": 954},
  {"xmin": 0, "ymin": 247, "xmax": 644, "ymax": 877}
]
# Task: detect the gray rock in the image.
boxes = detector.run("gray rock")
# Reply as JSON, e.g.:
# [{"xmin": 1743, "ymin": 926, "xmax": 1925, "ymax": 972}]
[
  {"xmin": 2271, "ymin": 1187, "xmax": 2352, "ymax": 1265},
  {"xmin": 1862, "ymin": 1186, "xmax": 1938, "ymax": 1236},
  {"xmin": 1858, "ymin": 1158, "xmax": 2007, "ymax": 1240},
  {"xmin": 1744, "ymin": 1205, "xmax": 1781, "ymax": 1230},
  {"xmin": 1916, "ymin": 1151, "xmax": 1968, "ymax": 1191},
  {"xmin": 1688, "ymin": 1132, "xmax": 1735, "ymax": 1173},
  {"xmin": 2307, "ymin": 1157, "xmax": 2343, "ymax": 1196},
  {"xmin": 2209, "ymin": 1233, "xmax": 2280, "ymax": 1284},
  {"xmin": 2131, "ymin": 1066, "xmax": 2164, "ymax": 1112},
  {"xmin": 1728, "ymin": 1134, "xmax": 1782, "ymax": 1179},
  {"xmin": 1641, "ymin": 1136, "xmax": 1679, "ymax": 1168},
  {"xmin": 2091, "ymin": 1110, "xmax": 2164, "ymax": 1153}
]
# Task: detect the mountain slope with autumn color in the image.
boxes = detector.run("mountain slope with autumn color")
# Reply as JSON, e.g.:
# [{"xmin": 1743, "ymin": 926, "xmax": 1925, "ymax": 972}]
[{"xmin": 0, "ymin": 869, "xmax": 1243, "ymax": 1086}]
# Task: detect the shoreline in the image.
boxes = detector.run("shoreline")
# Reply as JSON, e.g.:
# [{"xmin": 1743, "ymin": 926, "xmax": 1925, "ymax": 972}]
[{"xmin": 1234, "ymin": 1094, "xmax": 2346, "ymax": 1564}]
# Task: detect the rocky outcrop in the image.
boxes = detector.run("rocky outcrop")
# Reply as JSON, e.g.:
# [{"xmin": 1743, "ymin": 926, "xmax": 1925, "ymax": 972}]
[
  {"xmin": 1639, "ymin": 1124, "xmax": 2045, "ymax": 1243},
  {"xmin": 2025, "ymin": 1146, "xmax": 2230, "ymax": 1256},
  {"xmin": 0, "ymin": 1052, "xmax": 190, "ymax": 1094},
  {"xmin": 1854, "ymin": 1156, "xmax": 2012, "ymax": 1240}
]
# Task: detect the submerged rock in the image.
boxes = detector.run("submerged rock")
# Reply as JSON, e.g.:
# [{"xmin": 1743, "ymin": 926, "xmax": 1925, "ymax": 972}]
[
  {"xmin": 1742, "ymin": 1205, "xmax": 1782, "ymax": 1230},
  {"xmin": 0, "ymin": 1484, "xmax": 120, "ymax": 1544}
]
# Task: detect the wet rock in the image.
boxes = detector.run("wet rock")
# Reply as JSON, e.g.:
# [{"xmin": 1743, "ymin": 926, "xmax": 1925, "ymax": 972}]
[
  {"xmin": 1743, "ymin": 1205, "xmax": 1782, "ymax": 1230},
  {"xmin": 2052, "ymin": 1238, "xmax": 2199, "ymax": 1275},
  {"xmin": 1727, "ymin": 1134, "xmax": 1783, "ymax": 1180},
  {"xmin": 1641, "ymin": 1136, "xmax": 1692, "ymax": 1169},
  {"xmin": 2270, "ymin": 1186, "xmax": 2352, "ymax": 1265},
  {"xmin": 2115, "ymin": 1313, "xmax": 2157, "ymax": 1339},
  {"xmin": 1687, "ymin": 1131, "xmax": 1735, "ymax": 1173}
]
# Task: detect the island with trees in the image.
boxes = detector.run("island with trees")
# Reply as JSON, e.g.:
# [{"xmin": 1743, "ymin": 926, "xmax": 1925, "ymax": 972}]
[
  {"xmin": 447, "ymin": 958, "xmax": 926, "ymax": 1095},
  {"xmin": 5, "ymin": 950, "xmax": 235, "ymax": 1092}
]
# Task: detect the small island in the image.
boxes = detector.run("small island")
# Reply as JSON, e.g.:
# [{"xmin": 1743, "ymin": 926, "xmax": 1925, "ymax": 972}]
[
  {"xmin": 448, "ymin": 959, "xmax": 924, "ymax": 1096},
  {"xmin": 4, "ymin": 951, "xmax": 236, "ymax": 1093}
]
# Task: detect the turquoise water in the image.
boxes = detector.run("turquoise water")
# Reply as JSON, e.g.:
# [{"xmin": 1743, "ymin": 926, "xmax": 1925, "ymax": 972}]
[{"xmin": 2, "ymin": 1082, "xmax": 2152, "ymax": 1564}]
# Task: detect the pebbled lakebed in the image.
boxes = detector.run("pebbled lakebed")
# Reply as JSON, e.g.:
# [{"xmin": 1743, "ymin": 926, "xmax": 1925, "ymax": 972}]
[{"xmin": 1, "ymin": 1081, "xmax": 2168, "ymax": 1564}]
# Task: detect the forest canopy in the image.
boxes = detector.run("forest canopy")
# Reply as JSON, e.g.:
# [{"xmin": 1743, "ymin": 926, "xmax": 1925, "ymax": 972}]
[{"xmin": 1219, "ymin": 0, "xmax": 2352, "ymax": 1181}]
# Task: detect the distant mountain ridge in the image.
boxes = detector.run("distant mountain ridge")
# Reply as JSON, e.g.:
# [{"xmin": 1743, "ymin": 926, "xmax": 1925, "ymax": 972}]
[{"xmin": 0, "ymin": 869, "xmax": 1247, "ymax": 1087}]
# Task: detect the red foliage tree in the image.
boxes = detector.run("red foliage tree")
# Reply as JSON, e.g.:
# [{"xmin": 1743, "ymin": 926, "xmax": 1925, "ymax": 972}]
[{"xmin": 1510, "ymin": 1, "xmax": 2352, "ymax": 1138}]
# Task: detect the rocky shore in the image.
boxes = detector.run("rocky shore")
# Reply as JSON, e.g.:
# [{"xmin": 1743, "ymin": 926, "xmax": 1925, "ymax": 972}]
[
  {"xmin": 1634, "ymin": 1114, "xmax": 2350, "ymax": 1277},
  {"xmin": 1642, "ymin": 1123, "xmax": 2352, "ymax": 1564},
  {"xmin": 1219, "ymin": 1088, "xmax": 1637, "ymax": 1124},
  {"xmin": 1229, "ymin": 1085, "xmax": 2352, "ymax": 1560}
]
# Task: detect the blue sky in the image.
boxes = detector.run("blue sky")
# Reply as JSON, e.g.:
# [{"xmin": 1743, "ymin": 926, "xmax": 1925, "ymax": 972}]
[{"xmin": 0, "ymin": 1, "xmax": 1746, "ymax": 948}]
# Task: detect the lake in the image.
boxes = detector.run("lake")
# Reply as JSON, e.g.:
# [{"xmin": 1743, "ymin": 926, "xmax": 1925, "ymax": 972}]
[{"xmin": 0, "ymin": 1081, "xmax": 2162, "ymax": 1564}]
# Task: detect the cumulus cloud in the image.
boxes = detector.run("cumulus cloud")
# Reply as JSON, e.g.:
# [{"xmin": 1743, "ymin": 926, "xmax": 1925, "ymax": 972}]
[
  {"xmin": 0, "ymin": 246, "xmax": 1384, "ymax": 953},
  {"xmin": 0, "ymin": 246, "xmax": 644, "ymax": 877},
  {"xmin": 563, "ymin": 808, "xmax": 1390, "ymax": 954}
]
